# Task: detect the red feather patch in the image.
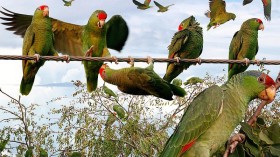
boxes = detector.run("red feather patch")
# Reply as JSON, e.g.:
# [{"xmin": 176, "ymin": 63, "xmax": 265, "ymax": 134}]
[
  {"xmin": 265, "ymin": 74, "xmax": 275, "ymax": 87},
  {"xmin": 180, "ymin": 139, "xmax": 196, "ymax": 155},
  {"xmin": 262, "ymin": 0, "xmax": 268, "ymax": 6},
  {"xmin": 98, "ymin": 12, "xmax": 107, "ymax": 20},
  {"xmin": 38, "ymin": 5, "xmax": 48, "ymax": 10}
]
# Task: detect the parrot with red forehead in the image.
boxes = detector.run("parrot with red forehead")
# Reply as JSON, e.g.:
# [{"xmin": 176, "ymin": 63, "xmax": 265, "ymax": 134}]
[
  {"xmin": 99, "ymin": 58, "xmax": 186, "ymax": 100},
  {"xmin": 243, "ymin": 0, "xmax": 271, "ymax": 21},
  {"xmin": 228, "ymin": 18, "xmax": 264, "ymax": 80},
  {"xmin": 0, "ymin": 8, "xmax": 129, "ymax": 92},
  {"xmin": 163, "ymin": 16, "xmax": 203, "ymax": 83},
  {"xmin": 20, "ymin": 5, "xmax": 63, "ymax": 95},
  {"xmin": 160, "ymin": 70, "xmax": 276, "ymax": 157}
]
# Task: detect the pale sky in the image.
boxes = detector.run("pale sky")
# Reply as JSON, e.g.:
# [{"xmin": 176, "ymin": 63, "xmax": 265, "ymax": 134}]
[{"xmin": 0, "ymin": 0, "xmax": 280, "ymax": 104}]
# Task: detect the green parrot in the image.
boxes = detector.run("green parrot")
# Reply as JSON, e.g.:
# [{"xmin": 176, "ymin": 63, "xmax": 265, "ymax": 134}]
[
  {"xmin": 154, "ymin": 1, "xmax": 174, "ymax": 13},
  {"xmin": 205, "ymin": 0, "xmax": 236, "ymax": 30},
  {"xmin": 103, "ymin": 84, "xmax": 117, "ymax": 98},
  {"xmin": 243, "ymin": 0, "xmax": 271, "ymax": 21},
  {"xmin": 163, "ymin": 16, "xmax": 203, "ymax": 83},
  {"xmin": 39, "ymin": 148, "xmax": 48, "ymax": 157},
  {"xmin": 99, "ymin": 59, "xmax": 186, "ymax": 100},
  {"xmin": 132, "ymin": 0, "xmax": 152, "ymax": 10},
  {"xmin": 62, "ymin": 0, "xmax": 74, "ymax": 7},
  {"xmin": 0, "ymin": 8, "xmax": 129, "ymax": 93},
  {"xmin": 228, "ymin": 18, "xmax": 264, "ymax": 80},
  {"xmin": 18, "ymin": 5, "xmax": 64, "ymax": 95},
  {"xmin": 113, "ymin": 104, "xmax": 126, "ymax": 119},
  {"xmin": 160, "ymin": 70, "xmax": 276, "ymax": 157},
  {"xmin": 184, "ymin": 77, "xmax": 204, "ymax": 85}
]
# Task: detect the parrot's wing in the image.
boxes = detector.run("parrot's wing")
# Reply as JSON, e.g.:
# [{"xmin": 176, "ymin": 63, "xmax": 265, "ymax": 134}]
[
  {"xmin": 144, "ymin": 0, "xmax": 151, "ymax": 6},
  {"xmin": 22, "ymin": 25, "xmax": 35, "ymax": 71},
  {"xmin": 133, "ymin": 0, "xmax": 144, "ymax": 6},
  {"xmin": 0, "ymin": 7, "xmax": 32, "ymax": 37},
  {"xmin": 209, "ymin": 0, "xmax": 226, "ymax": 17},
  {"xmin": 106, "ymin": 15, "xmax": 129, "ymax": 52},
  {"xmin": 154, "ymin": 1, "xmax": 164, "ymax": 9},
  {"xmin": 0, "ymin": 7, "xmax": 84, "ymax": 56},
  {"xmin": 168, "ymin": 29, "xmax": 190, "ymax": 58},
  {"xmin": 51, "ymin": 18, "xmax": 83, "ymax": 56},
  {"xmin": 243, "ymin": 0, "xmax": 253, "ymax": 5},
  {"xmin": 161, "ymin": 85, "xmax": 224, "ymax": 156},
  {"xmin": 228, "ymin": 31, "xmax": 242, "ymax": 69},
  {"xmin": 262, "ymin": 0, "xmax": 271, "ymax": 20}
]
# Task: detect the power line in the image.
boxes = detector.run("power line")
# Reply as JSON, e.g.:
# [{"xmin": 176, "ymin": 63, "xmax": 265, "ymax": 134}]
[{"xmin": 0, "ymin": 55, "xmax": 278, "ymax": 65}]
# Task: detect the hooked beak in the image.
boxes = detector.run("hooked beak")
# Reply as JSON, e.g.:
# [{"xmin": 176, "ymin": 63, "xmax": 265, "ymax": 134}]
[
  {"xmin": 258, "ymin": 23, "xmax": 264, "ymax": 31},
  {"xmin": 43, "ymin": 8, "xmax": 49, "ymax": 17},
  {"xmin": 258, "ymin": 85, "xmax": 276, "ymax": 103},
  {"xmin": 97, "ymin": 20, "xmax": 105, "ymax": 28}
]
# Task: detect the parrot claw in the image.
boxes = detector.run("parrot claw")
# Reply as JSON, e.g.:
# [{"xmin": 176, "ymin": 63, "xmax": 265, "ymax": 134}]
[
  {"xmin": 33, "ymin": 54, "xmax": 40, "ymax": 63},
  {"xmin": 147, "ymin": 56, "xmax": 153, "ymax": 64},
  {"xmin": 254, "ymin": 59, "xmax": 261, "ymax": 66},
  {"xmin": 85, "ymin": 45, "xmax": 94, "ymax": 57},
  {"xmin": 174, "ymin": 57, "xmax": 180, "ymax": 65},
  {"xmin": 243, "ymin": 58, "xmax": 250, "ymax": 66},
  {"xmin": 128, "ymin": 56, "xmax": 134, "ymax": 67},
  {"xmin": 196, "ymin": 57, "xmax": 202, "ymax": 65},
  {"xmin": 223, "ymin": 133, "xmax": 246, "ymax": 157},
  {"xmin": 63, "ymin": 55, "xmax": 71, "ymax": 63},
  {"xmin": 111, "ymin": 56, "xmax": 118, "ymax": 64}
]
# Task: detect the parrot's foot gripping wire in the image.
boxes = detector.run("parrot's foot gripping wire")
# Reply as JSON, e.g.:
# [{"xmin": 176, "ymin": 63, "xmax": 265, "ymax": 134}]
[
  {"xmin": 255, "ymin": 59, "xmax": 261, "ymax": 66},
  {"xmin": 147, "ymin": 56, "xmax": 153, "ymax": 64},
  {"xmin": 63, "ymin": 55, "xmax": 71, "ymax": 63},
  {"xmin": 174, "ymin": 57, "xmax": 180, "ymax": 65},
  {"xmin": 223, "ymin": 133, "xmax": 245, "ymax": 157},
  {"xmin": 243, "ymin": 58, "xmax": 250, "ymax": 66},
  {"xmin": 128, "ymin": 56, "xmax": 134, "ymax": 67},
  {"xmin": 33, "ymin": 54, "xmax": 40, "ymax": 63},
  {"xmin": 196, "ymin": 57, "xmax": 202, "ymax": 65},
  {"xmin": 111, "ymin": 56, "xmax": 118, "ymax": 64}
]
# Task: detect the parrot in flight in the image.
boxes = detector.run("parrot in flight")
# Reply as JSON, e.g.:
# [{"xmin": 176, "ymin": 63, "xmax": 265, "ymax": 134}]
[
  {"xmin": 160, "ymin": 70, "xmax": 276, "ymax": 157},
  {"xmin": 243, "ymin": 0, "xmax": 271, "ymax": 21},
  {"xmin": 99, "ymin": 58, "xmax": 186, "ymax": 100},
  {"xmin": 0, "ymin": 8, "xmax": 129, "ymax": 92},
  {"xmin": 62, "ymin": 0, "xmax": 74, "ymax": 7},
  {"xmin": 228, "ymin": 18, "xmax": 264, "ymax": 80},
  {"xmin": 15, "ymin": 5, "xmax": 68, "ymax": 95},
  {"xmin": 205, "ymin": 0, "xmax": 236, "ymax": 30},
  {"xmin": 154, "ymin": 1, "xmax": 174, "ymax": 12},
  {"xmin": 163, "ymin": 16, "xmax": 203, "ymax": 83},
  {"xmin": 132, "ymin": 0, "xmax": 152, "ymax": 10}
]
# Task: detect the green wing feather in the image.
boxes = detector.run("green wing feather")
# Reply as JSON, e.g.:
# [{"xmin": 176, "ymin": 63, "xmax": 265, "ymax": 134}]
[
  {"xmin": 168, "ymin": 29, "xmax": 190, "ymax": 58},
  {"xmin": 154, "ymin": 1, "xmax": 164, "ymax": 9},
  {"xmin": 22, "ymin": 25, "xmax": 34, "ymax": 71},
  {"xmin": 228, "ymin": 31, "xmax": 242, "ymax": 69},
  {"xmin": 161, "ymin": 85, "xmax": 224, "ymax": 157},
  {"xmin": 209, "ymin": 0, "xmax": 226, "ymax": 18},
  {"xmin": 133, "ymin": 0, "xmax": 145, "ymax": 6},
  {"xmin": 243, "ymin": 0, "xmax": 253, "ymax": 5},
  {"xmin": 106, "ymin": 15, "xmax": 129, "ymax": 51}
]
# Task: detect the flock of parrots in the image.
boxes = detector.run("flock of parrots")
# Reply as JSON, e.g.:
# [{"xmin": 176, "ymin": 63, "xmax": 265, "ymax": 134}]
[{"xmin": 0, "ymin": 0, "xmax": 277, "ymax": 156}]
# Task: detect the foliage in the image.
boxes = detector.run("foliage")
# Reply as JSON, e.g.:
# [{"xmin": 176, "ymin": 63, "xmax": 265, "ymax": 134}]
[{"xmin": 0, "ymin": 72, "xmax": 279, "ymax": 156}]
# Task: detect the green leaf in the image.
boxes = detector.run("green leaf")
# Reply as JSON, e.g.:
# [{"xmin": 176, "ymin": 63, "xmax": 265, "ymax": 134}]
[
  {"xmin": 269, "ymin": 144, "xmax": 280, "ymax": 156},
  {"xmin": 229, "ymin": 143, "xmax": 245, "ymax": 157},
  {"xmin": 259, "ymin": 130, "xmax": 274, "ymax": 145},
  {"xmin": 267, "ymin": 122, "xmax": 280, "ymax": 143},
  {"xmin": 240, "ymin": 122, "xmax": 260, "ymax": 145},
  {"xmin": 244, "ymin": 141, "xmax": 260, "ymax": 157}
]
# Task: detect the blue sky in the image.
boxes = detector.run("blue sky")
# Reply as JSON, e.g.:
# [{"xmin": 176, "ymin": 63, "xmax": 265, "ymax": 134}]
[{"xmin": 0, "ymin": 0, "xmax": 279, "ymax": 104}]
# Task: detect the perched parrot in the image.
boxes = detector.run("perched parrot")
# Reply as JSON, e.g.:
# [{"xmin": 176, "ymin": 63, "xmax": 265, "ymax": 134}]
[
  {"xmin": 103, "ymin": 84, "xmax": 117, "ymax": 98},
  {"xmin": 184, "ymin": 77, "xmax": 204, "ymax": 85},
  {"xmin": 16, "ymin": 5, "xmax": 65, "ymax": 95},
  {"xmin": 228, "ymin": 18, "xmax": 264, "ymax": 80},
  {"xmin": 163, "ymin": 16, "xmax": 203, "ymax": 83},
  {"xmin": 62, "ymin": 0, "xmax": 74, "ymax": 7},
  {"xmin": 132, "ymin": 0, "xmax": 152, "ymax": 10},
  {"xmin": 243, "ymin": 0, "xmax": 271, "ymax": 21},
  {"xmin": 99, "ymin": 59, "xmax": 186, "ymax": 100},
  {"xmin": 205, "ymin": 0, "xmax": 236, "ymax": 30},
  {"xmin": 154, "ymin": 1, "xmax": 174, "ymax": 12},
  {"xmin": 0, "ymin": 8, "xmax": 129, "ymax": 93},
  {"xmin": 160, "ymin": 70, "xmax": 276, "ymax": 157},
  {"xmin": 39, "ymin": 148, "xmax": 48, "ymax": 157}
]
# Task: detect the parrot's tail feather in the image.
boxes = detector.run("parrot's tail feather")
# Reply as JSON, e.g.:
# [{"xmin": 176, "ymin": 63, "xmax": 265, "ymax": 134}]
[
  {"xmin": 170, "ymin": 84, "xmax": 186, "ymax": 97},
  {"xmin": 207, "ymin": 24, "xmax": 211, "ymax": 31},
  {"xmin": 20, "ymin": 77, "xmax": 35, "ymax": 96},
  {"xmin": 163, "ymin": 74, "xmax": 172, "ymax": 83},
  {"xmin": 86, "ymin": 73, "xmax": 98, "ymax": 92}
]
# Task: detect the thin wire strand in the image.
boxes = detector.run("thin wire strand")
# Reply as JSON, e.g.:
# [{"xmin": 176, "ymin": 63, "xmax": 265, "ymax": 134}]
[{"xmin": 0, "ymin": 55, "xmax": 278, "ymax": 65}]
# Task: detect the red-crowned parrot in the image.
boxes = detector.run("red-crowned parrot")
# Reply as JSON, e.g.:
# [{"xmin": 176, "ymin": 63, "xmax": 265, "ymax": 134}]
[
  {"xmin": 163, "ymin": 16, "xmax": 203, "ymax": 83},
  {"xmin": 19, "ymin": 5, "xmax": 65, "ymax": 95},
  {"xmin": 228, "ymin": 18, "xmax": 264, "ymax": 80},
  {"xmin": 205, "ymin": 0, "xmax": 236, "ymax": 30},
  {"xmin": 154, "ymin": 1, "xmax": 174, "ymax": 12},
  {"xmin": 0, "ymin": 8, "xmax": 129, "ymax": 92},
  {"xmin": 132, "ymin": 0, "xmax": 152, "ymax": 10},
  {"xmin": 243, "ymin": 0, "xmax": 271, "ymax": 21},
  {"xmin": 99, "ymin": 58, "xmax": 186, "ymax": 100},
  {"xmin": 160, "ymin": 70, "xmax": 276, "ymax": 157}
]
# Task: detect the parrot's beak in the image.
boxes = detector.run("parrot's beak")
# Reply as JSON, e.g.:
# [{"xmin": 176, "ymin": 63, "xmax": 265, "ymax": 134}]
[
  {"xmin": 43, "ymin": 8, "xmax": 49, "ymax": 17},
  {"xmin": 97, "ymin": 20, "xmax": 105, "ymax": 28},
  {"xmin": 258, "ymin": 24, "xmax": 264, "ymax": 31},
  {"xmin": 258, "ymin": 85, "xmax": 276, "ymax": 103}
]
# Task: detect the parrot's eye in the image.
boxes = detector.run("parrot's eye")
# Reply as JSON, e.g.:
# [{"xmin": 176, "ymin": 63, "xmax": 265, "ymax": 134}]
[{"xmin": 258, "ymin": 76, "xmax": 264, "ymax": 83}]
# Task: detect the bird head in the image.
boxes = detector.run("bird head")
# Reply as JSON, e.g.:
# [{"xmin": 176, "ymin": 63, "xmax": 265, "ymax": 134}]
[
  {"xmin": 178, "ymin": 16, "xmax": 196, "ymax": 31},
  {"xmin": 241, "ymin": 18, "xmax": 264, "ymax": 31},
  {"xmin": 228, "ymin": 13, "xmax": 236, "ymax": 21},
  {"xmin": 36, "ymin": 5, "xmax": 49, "ymax": 17},
  {"xmin": 256, "ymin": 73, "xmax": 276, "ymax": 103},
  {"xmin": 89, "ymin": 10, "xmax": 107, "ymax": 29},
  {"xmin": 99, "ymin": 64, "xmax": 110, "ymax": 80}
]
